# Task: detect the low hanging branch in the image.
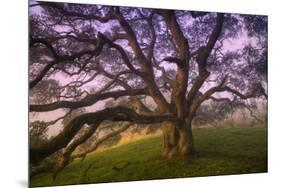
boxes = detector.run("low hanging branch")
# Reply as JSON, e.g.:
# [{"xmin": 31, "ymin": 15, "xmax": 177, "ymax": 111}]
[
  {"xmin": 30, "ymin": 106, "xmax": 176, "ymax": 164},
  {"xmin": 53, "ymin": 123, "xmax": 133, "ymax": 180},
  {"xmin": 51, "ymin": 96, "xmax": 153, "ymax": 179},
  {"xmin": 72, "ymin": 123, "xmax": 133, "ymax": 160},
  {"xmin": 52, "ymin": 124, "xmax": 99, "ymax": 180}
]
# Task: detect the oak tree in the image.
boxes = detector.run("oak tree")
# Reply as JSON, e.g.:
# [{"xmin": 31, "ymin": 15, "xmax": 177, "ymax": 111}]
[{"xmin": 29, "ymin": 1, "xmax": 267, "ymax": 166}]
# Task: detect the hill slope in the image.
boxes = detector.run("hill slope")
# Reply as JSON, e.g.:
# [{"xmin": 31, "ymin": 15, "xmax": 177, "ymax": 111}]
[{"xmin": 31, "ymin": 127, "xmax": 267, "ymax": 187}]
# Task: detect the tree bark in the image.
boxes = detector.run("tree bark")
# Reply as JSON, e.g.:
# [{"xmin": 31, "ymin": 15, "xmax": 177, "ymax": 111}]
[
  {"xmin": 177, "ymin": 119, "xmax": 193, "ymax": 155},
  {"xmin": 161, "ymin": 121, "xmax": 178, "ymax": 158},
  {"xmin": 161, "ymin": 118, "xmax": 193, "ymax": 158}
]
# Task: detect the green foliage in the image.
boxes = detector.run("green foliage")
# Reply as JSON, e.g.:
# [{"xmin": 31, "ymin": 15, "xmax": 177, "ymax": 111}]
[{"xmin": 31, "ymin": 127, "xmax": 267, "ymax": 187}]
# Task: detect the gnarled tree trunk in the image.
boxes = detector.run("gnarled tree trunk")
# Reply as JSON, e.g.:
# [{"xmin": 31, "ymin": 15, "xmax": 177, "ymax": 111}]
[{"xmin": 161, "ymin": 118, "xmax": 193, "ymax": 158}]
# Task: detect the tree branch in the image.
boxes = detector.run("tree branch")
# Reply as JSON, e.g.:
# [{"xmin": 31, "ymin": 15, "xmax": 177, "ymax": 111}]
[
  {"xmin": 187, "ymin": 13, "xmax": 224, "ymax": 106},
  {"xmin": 30, "ymin": 88, "xmax": 149, "ymax": 112},
  {"xmin": 221, "ymin": 86, "xmax": 259, "ymax": 99},
  {"xmin": 197, "ymin": 13, "xmax": 224, "ymax": 64},
  {"xmin": 112, "ymin": 8, "xmax": 171, "ymax": 113},
  {"xmin": 29, "ymin": 35, "xmax": 104, "ymax": 89},
  {"xmin": 29, "ymin": 61, "xmax": 57, "ymax": 89},
  {"xmin": 159, "ymin": 10, "xmax": 190, "ymax": 118},
  {"xmin": 99, "ymin": 33, "xmax": 141, "ymax": 75},
  {"xmin": 73, "ymin": 123, "xmax": 132, "ymax": 160},
  {"xmin": 190, "ymin": 78, "xmax": 263, "ymax": 117},
  {"xmin": 189, "ymin": 77, "xmax": 227, "ymax": 116},
  {"xmin": 53, "ymin": 124, "xmax": 99, "ymax": 180},
  {"xmin": 30, "ymin": 106, "xmax": 176, "ymax": 164},
  {"xmin": 114, "ymin": 8, "xmax": 148, "ymax": 65},
  {"xmin": 53, "ymin": 122, "xmax": 133, "ymax": 179}
]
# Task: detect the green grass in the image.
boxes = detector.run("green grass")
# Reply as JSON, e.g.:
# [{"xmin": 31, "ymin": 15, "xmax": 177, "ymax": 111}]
[{"xmin": 31, "ymin": 127, "xmax": 267, "ymax": 187}]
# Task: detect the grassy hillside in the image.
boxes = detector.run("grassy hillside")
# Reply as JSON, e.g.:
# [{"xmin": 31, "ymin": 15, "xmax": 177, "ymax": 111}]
[{"xmin": 31, "ymin": 127, "xmax": 267, "ymax": 187}]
